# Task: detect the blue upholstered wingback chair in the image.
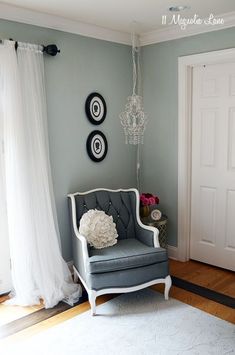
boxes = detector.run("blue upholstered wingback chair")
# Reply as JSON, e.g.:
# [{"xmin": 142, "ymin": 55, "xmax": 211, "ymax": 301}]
[{"xmin": 68, "ymin": 188, "xmax": 171, "ymax": 315}]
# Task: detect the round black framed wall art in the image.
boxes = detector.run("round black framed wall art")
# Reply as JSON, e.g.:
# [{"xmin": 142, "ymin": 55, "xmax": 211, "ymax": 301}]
[
  {"xmin": 85, "ymin": 93, "xmax": 107, "ymax": 125},
  {"xmin": 86, "ymin": 130, "xmax": 108, "ymax": 162}
]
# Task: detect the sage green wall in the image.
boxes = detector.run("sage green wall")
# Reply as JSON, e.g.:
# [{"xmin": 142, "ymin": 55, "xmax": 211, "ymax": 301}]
[
  {"xmin": 3, "ymin": 18, "xmax": 234, "ymax": 256},
  {"xmin": 142, "ymin": 27, "xmax": 235, "ymax": 247},
  {"xmin": 0, "ymin": 19, "xmax": 135, "ymax": 260}
]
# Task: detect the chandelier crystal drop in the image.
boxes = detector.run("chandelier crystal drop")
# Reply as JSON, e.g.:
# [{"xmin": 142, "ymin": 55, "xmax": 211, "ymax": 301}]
[{"xmin": 119, "ymin": 32, "xmax": 148, "ymax": 145}]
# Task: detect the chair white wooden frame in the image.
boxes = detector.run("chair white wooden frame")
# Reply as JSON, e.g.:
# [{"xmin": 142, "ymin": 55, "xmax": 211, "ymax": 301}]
[{"xmin": 68, "ymin": 188, "xmax": 172, "ymax": 315}]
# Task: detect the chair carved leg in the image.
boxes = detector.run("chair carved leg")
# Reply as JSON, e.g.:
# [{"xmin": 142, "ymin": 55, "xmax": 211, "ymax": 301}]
[
  {"xmin": 164, "ymin": 275, "xmax": 172, "ymax": 300},
  {"xmin": 88, "ymin": 290, "xmax": 97, "ymax": 316}
]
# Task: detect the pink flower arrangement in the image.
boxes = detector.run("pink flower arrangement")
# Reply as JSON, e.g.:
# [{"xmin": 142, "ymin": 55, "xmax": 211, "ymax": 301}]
[{"xmin": 140, "ymin": 193, "xmax": 160, "ymax": 207}]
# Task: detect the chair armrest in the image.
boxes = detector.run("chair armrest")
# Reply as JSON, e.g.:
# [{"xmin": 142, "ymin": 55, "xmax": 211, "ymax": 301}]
[
  {"xmin": 135, "ymin": 220, "xmax": 160, "ymax": 248},
  {"xmin": 75, "ymin": 233, "xmax": 89, "ymax": 269},
  {"xmin": 127, "ymin": 188, "xmax": 160, "ymax": 248},
  {"xmin": 68, "ymin": 194, "xmax": 89, "ymax": 273}
]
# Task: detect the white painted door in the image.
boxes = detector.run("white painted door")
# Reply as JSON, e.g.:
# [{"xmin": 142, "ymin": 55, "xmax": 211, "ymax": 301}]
[{"xmin": 190, "ymin": 63, "xmax": 235, "ymax": 271}]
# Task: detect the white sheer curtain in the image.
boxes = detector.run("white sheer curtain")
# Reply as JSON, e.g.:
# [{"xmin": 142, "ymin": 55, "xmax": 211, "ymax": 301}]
[
  {"xmin": 0, "ymin": 40, "xmax": 81, "ymax": 308},
  {"xmin": 0, "ymin": 67, "xmax": 11, "ymax": 294}
]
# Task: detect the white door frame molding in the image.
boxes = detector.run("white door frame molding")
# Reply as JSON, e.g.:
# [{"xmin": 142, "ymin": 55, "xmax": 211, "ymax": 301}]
[{"xmin": 178, "ymin": 47, "xmax": 235, "ymax": 261}]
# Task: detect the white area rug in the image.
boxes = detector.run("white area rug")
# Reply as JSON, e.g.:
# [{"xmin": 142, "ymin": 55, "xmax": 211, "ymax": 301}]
[{"xmin": 4, "ymin": 289, "xmax": 235, "ymax": 355}]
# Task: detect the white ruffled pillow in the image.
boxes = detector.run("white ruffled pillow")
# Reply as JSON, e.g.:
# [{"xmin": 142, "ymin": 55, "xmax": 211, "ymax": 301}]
[{"xmin": 79, "ymin": 209, "xmax": 118, "ymax": 249}]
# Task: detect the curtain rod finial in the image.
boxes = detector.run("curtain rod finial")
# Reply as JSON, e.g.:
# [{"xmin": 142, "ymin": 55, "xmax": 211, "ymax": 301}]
[{"xmin": 43, "ymin": 44, "xmax": 60, "ymax": 56}]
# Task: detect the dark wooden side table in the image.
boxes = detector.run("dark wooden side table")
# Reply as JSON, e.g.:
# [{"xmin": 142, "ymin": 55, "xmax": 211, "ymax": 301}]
[{"xmin": 141, "ymin": 215, "xmax": 168, "ymax": 249}]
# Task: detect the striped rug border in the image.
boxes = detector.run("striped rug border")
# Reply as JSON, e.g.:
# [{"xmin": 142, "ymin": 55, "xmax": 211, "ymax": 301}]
[{"xmin": 172, "ymin": 276, "xmax": 235, "ymax": 308}]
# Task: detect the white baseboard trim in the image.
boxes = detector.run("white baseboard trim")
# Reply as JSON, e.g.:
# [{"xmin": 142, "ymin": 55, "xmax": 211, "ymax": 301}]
[{"xmin": 167, "ymin": 245, "xmax": 179, "ymax": 260}]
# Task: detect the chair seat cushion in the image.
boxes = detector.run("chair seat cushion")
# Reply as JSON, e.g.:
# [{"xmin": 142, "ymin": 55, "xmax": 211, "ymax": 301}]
[{"xmin": 88, "ymin": 239, "xmax": 168, "ymax": 274}]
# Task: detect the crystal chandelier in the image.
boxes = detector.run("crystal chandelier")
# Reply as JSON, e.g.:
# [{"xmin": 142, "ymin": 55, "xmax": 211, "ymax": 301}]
[{"xmin": 120, "ymin": 31, "xmax": 148, "ymax": 145}]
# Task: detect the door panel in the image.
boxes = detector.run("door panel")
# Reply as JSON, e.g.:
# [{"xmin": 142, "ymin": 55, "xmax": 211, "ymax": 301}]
[
  {"xmin": 225, "ymin": 190, "xmax": 235, "ymax": 250},
  {"xmin": 199, "ymin": 186, "xmax": 217, "ymax": 245},
  {"xmin": 190, "ymin": 63, "xmax": 235, "ymax": 271},
  {"xmin": 200, "ymin": 109, "xmax": 217, "ymax": 167},
  {"xmin": 228, "ymin": 109, "xmax": 235, "ymax": 170}
]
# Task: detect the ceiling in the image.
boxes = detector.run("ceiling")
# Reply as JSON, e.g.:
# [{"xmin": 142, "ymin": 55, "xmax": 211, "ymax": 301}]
[{"xmin": 1, "ymin": 0, "xmax": 235, "ymax": 33}]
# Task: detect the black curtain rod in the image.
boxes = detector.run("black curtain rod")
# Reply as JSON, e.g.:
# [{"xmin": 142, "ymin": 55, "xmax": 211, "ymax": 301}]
[{"xmin": 2, "ymin": 39, "xmax": 61, "ymax": 56}]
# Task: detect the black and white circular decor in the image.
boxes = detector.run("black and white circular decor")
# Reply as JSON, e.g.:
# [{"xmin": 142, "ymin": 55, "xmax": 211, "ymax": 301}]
[
  {"xmin": 86, "ymin": 130, "xmax": 108, "ymax": 162},
  {"xmin": 85, "ymin": 93, "xmax": 107, "ymax": 125}
]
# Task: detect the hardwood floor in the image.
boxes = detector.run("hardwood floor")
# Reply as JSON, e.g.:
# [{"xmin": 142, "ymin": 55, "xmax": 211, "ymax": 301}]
[
  {"xmin": 170, "ymin": 259, "xmax": 235, "ymax": 298},
  {"xmin": 0, "ymin": 294, "xmax": 114, "ymax": 346},
  {"xmin": 0, "ymin": 294, "xmax": 43, "ymax": 327},
  {"xmin": 168, "ymin": 259, "xmax": 235, "ymax": 324},
  {"xmin": 0, "ymin": 259, "xmax": 234, "ymax": 345}
]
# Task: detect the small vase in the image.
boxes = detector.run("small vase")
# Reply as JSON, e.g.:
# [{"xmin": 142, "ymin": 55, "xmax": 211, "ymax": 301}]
[{"xmin": 140, "ymin": 206, "xmax": 150, "ymax": 218}]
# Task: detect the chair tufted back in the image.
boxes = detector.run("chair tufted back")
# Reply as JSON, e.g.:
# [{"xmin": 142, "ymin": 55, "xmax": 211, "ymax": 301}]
[{"xmin": 74, "ymin": 190, "xmax": 138, "ymax": 240}]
